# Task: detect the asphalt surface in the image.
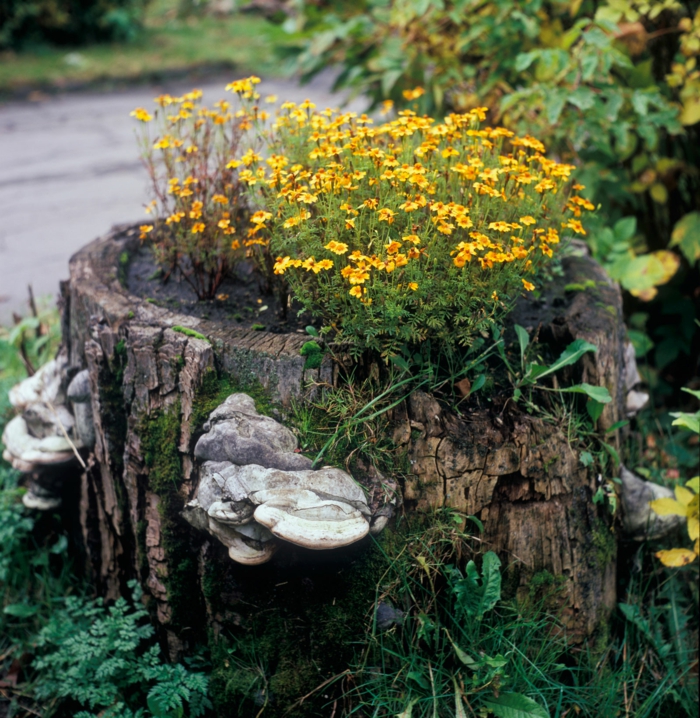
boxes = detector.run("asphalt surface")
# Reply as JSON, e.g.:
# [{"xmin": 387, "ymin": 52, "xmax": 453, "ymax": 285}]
[{"xmin": 0, "ymin": 72, "xmax": 365, "ymax": 323}]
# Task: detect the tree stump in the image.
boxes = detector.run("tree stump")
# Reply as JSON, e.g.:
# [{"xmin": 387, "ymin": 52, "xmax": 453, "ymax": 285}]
[{"xmin": 62, "ymin": 224, "xmax": 628, "ymax": 667}]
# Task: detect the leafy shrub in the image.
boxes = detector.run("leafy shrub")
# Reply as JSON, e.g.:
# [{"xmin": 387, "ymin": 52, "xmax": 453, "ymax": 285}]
[
  {"xmin": 286, "ymin": 0, "xmax": 700, "ymax": 374},
  {"xmin": 32, "ymin": 582, "xmax": 212, "ymax": 718},
  {"xmin": 132, "ymin": 87, "xmax": 252, "ymax": 299},
  {"xmin": 235, "ymin": 88, "xmax": 590, "ymax": 360},
  {"xmin": 0, "ymin": 0, "xmax": 149, "ymax": 49}
]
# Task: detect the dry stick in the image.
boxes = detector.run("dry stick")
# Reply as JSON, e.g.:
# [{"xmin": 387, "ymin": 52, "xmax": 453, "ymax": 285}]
[
  {"xmin": 27, "ymin": 284, "xmax": 43, "ymax": 337},
  {"xmin": 47, "ymin": 400, "xmax": 86, "ymax": 470}
]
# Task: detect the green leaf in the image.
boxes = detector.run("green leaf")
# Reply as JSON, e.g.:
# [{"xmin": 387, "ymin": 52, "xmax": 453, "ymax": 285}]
[
  {"xmin": 470, "ymin": 374, "xmax": 486, "ymax": 394},
  {"xmin": 482, "ymin": 692, "xmax": 549, "ymax": 718},
  {"xmin": 533, "ymin": 339, "xmax": 597, "ymax": 381},
  {"xmin": 305, "ymin": 325, "xmax": 319, "ymax": 337},
  {"xmin": 560, "ymin": 383, "xmax": 612, "ymax": 403},
  {"xmin": 3, "ymin": 603, "xmax": 39, "ymax": 617},
  {"xmin": 670, "ymin": 411, "xmax": 700, "ymax": 435},
  {"xmin": 407, "ymin": 671, "xmax": 429, "ymax": 690},
  {"xmin": 587, "ymin": 399, "xmax": 605, "ymax": 423},
  {"xmin": 545, "ymin": 91, "xmax": 566, "ymax": 125},
  {"xmin": 514, "ymin": 325, "xmax": 529, "ymax": 371},
  {"xmin": 515, "ymin": 51, "xmax": 538, "ymax": 72},
  {"xmin": 579, "ymin": 451, "xmax": 594, "ymax": 467},
  {"xmin": 670, "ymin": 212, "xmax": 700, "ymax": 265},
  {"xmin": 682, "ymin": 387, "xmax": 700, "ymax": 400},
  {"xmin": 614, "ymin": 216, "xmax": 637, "ymax": 242},
  {"xmin": 627, "ymin": 329, "xmax": 653, "ymax": 358},
  {"xmin": 452, "ymin": 551, "xmax": 501, "ymax": 619}
]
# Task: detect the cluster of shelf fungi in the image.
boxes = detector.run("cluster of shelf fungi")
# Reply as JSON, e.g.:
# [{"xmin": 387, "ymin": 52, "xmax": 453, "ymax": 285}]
[{"xmin": 1, "ymin": 226, "xmax": 687, "ymax": 653}]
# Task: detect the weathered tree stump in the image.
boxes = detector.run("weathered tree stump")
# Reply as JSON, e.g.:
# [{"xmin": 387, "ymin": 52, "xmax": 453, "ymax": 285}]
[{"xmin": 62, "ymin": 224, "xmax": 629, "ymax": 666}]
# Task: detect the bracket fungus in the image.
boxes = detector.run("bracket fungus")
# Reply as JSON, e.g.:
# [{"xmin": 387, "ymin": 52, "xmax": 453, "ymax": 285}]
[
  {"xmin": 2, "ymin": 354, "xmax": 94, "ymax": 509},
  {"xmin": 184, "ymin": 393, "xmax": 391, "ymax": 564}
]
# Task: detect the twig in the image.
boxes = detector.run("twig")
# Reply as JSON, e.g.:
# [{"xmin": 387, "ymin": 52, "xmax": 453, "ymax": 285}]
[
  {"xmin": 47, "ymin": 400, "xmax": 86, "ymax": 470},
  {"xmin": 27, "ymin": 284, "xmax": 43, "ymax": 337}
]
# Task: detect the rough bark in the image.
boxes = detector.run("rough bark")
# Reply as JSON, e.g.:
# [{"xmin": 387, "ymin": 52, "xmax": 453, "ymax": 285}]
[{"xmin": 64, "ymin": 225, "xmax": 627, "ymax": 653}]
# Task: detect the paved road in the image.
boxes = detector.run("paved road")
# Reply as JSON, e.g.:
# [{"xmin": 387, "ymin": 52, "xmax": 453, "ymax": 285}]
[{"xmin": 0, "ymin": 72, "xmax": 365, "ymax": 323}]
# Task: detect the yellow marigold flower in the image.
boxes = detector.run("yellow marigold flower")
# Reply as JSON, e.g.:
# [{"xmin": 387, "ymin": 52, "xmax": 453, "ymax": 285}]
[
  {"xmin": 408, "ymin": 282, "xmax": 419, "ymax": 291},
  {"xmin": 385, "ymin": 241, "xmax": 402, "ymax": 255},
  {"xmin": 492, "ymin": 291, "xmax": 499, "ymax": 301},
  {"xmin": 363, "ymin": 198, "xmax": 379, "ymax": 209},
  {"xmin": 216, "ymin": 294, "xmax": 229, "ymax": 301},
  {"xmin": 299, "ymin": 99, "xmax": 317, "ymax": 110},
  {"xmin": 394, "ymin": 254, "xmax": 408, "ymax": 267},
  {"xmin": 378, "ymin": 208, "xmax": 396, "ymax": 223},
  {"xmin": 251, "ymin": 211, "xmax": 272, "ymax": 225},
  {"xmin": 522, "ymin": 279, "xmax": 535, "ymax": 291},
  {"xmin": 241, "ymin": 149, "xmax": 262, "ymax": 166},
  {"xmin": 407, "ymin": 247, "xmax": 420, "ymax": 259},
  {"xmin": 316, "ymin": 259, "xmax": 334, "ymax": 271},
  {"xmin": 441, "ymin": 147, "xmax": 459, "ymax": 159},
  {"xmin": 380, "ymin": 100, "xmax": 394, "ymax": 116},
  {"xmin": 191, "ymin": 222, "xmax": 205, "ymax": 234},
  {"xmin": 345, "ymin": 218, "xmax": 356, "ymax": 230},
  {"xmin": 402, "ymin": 234, "xmax": 421, "ymax": 244},
  {"xmin": 179, "ymin": 188, "xmax": 193, "ymax": 198},
  {"xmin": 153, "ymin": 137, "xmax": 171, "ymax": 150},
  {"xmin": 325, "ymin": 240, "xmax": 349, "ymax": 255},
  {"xmin": 226, "ymin": 159, "xmax": 242, "ymax": 169},
  {"xmin": 231, "ymin": 239, "xmax": 241, "ymax": 249},
  {"xmin": 573, "ymin": 183, "xmax": 586, "ymax": 191},
  {"xmin": 218, "ymin": 219, "xmax": 231, "ymax": 230},
  {"xmin": 520, "ymin": 216, "xmax": 536, "ymax": 226},
  {"xmin": 212, "ymin": 194, "xmax": 228, "ymax": 205},
  {"xmin": 265, "ymin": 95, "xmax": 278, "ymax": 103},
  {"xmin": 488, "ymin": 221, "xmax": 514, "ymax": 233},
  {"xmin": 186, "ymin": 145, "xmax": 198, "ymax": 154},
  {"xmin": 540, "ymin": 244, "xmax": 553, "ymax": 258},
  {"xmin": 131, "ymin": 107, "xmax": 153, "ymax": 122},
  {"xmin": 166, "ymin": 212, "xmax": 185, "ymax": 225},
  {"xmin": 298, "ymin": 192, "xmax": 318, "ymax": 204},
  {"xmin": 563, "ymin": 219, "xmax": 586, "ymax": 235},
  {"xmin": 437, "ymin": 222, "xmax": 455, "ymax": 235},
  {"xmin": 349, "ymin": 286, "xmax": 364, "ymax": 298},
  {"xmin": 535, "ymin": 178, "xmax": 556, "ymax": 193},
  {"xmin": 139, "ymin": 224, "xmax": 154, "ymax": 239}
]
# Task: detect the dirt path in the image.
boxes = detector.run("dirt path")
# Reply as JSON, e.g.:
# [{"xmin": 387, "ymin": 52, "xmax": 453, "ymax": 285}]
[{"xmin": 0, "ymin": 72, "xmax": 364, "ymax": 323}]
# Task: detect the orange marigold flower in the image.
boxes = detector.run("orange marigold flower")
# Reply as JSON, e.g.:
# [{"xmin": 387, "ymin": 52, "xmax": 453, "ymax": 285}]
[
  {"xmin": 139, "ymin": 224, "xmax": 154, "ymax": 239},
  {"xmin": 402, "ymin": 87, "xmax": 425, "ymax": 101},
  {"xmin": 212, "ymin": 194, "xmax": 228, "ymax": 205},
  {"xmin": 251, "ymin": 211, "xmax": 272, "ymax": 225},
  {"xmin": 191, "ymin": 222, "xmax": 205, "ymax": 234},
  {"xmin": 563, "ymin": 219, "xmax": 586, "ymax": 235},
  {"xmin": 408, "ymin": 282, "xmax": 419, "ymax": 291},
  {"xmin": 345, "ymin": 218, "xmax": 356, "ymax": 230},
  {"xmin": 385, "ymin": 241, "xmax": 402, "ymax": 255},
  {"xmin": 522, "ymin": 279, "xmax": 535, "ymax": 291},
  {"xmin": 378, "ymin": 208, "xmax": 396, "ymax": 223}
]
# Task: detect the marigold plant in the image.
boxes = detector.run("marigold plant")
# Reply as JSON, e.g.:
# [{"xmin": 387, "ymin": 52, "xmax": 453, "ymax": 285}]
[
  {"xmin": 230, "ymin": 87, "xmax": 592, "ymax": 359},
  {"xmin": 131, "ymin": 86, "xmax": 255, "ymax": 299}
]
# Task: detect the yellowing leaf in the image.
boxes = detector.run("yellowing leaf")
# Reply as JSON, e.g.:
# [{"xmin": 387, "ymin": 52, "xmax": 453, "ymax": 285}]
[
  {"xmin": 655, "ymin": 548, "xmax": 697, "ymax": 567},
  {"xmin": 623, "ymin": 251, "xmax": 680, "ymax": 299},
  {"xmin": 670, "ymin": 212, "xmax": 700, "ymax": 265},
  {"xmin": 674, "ymin": 485, "xmax": 695, "ymax": 506},
  {"xmin": 688, "ymin": 514, "xmax": 699, "ymax": 542},
  {"xmin": 687, "ymin": 476, "xmax": 700, "ymax": 493},
  {"xmin": 680, "ymin": 97, "xmax": 700, "ymax": 126},
  {"xmin": 649, "ymin": 497, "xmax": 687, "ymax": 517}
]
